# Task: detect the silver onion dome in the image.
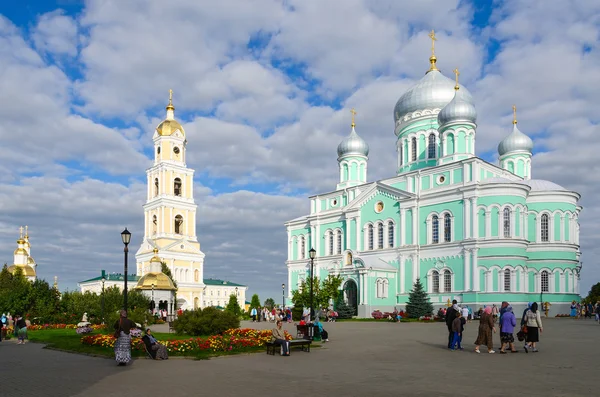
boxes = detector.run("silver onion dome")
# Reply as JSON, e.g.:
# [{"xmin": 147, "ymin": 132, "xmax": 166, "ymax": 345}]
[
  {"xmin": 498, "ymin": 123, "xmax": 533, "ymax": 156},
  {"xmin": 437, "ymin": 86, "xmax": 477, "ymax": 126},
  {"xmin": 393, "ymin": 70, "xmax": 473, "ymax": 123},
  {"xmin": 337, "ymin": 127, "xmax": 369, "ymax": 157}
]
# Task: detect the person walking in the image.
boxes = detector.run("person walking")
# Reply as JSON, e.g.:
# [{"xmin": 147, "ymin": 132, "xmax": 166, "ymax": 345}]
[
  {"xmin": 474, "ymin": 306, "xmax": 496, "ymax": 354},
  {"xmin": 524, "ymin": 302, "xmax": 543, "ymax": 353},
  {"xmin": 450, "ymin": 311, "xmax": 463, "ymax": 351},
  {"xmin": 251, "ymin": 307, "xmax": 257, "ymax": 322},
  {"xmin": 114, "ymin": 310, "xmax": 136, "ymax": 366},
  {"xmin": 595, "ymin": 302, "xmax": 600, "ymax": 324},
  {"xmin": 499, "ymin": 307, "xmax": 518, "ymax": 354},
  {"xmin": 445, "ymin": 300, "xmax": 459, "ymax": 349},
  {"xmin": 15, "ymin": 315, "xmax": 27, "ymax": 344}
]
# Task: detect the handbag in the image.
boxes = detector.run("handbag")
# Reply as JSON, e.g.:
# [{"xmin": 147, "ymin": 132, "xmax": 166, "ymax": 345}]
[{"xmin": 113, "ymin": 318, "xmax": 121, "ymax": 338}]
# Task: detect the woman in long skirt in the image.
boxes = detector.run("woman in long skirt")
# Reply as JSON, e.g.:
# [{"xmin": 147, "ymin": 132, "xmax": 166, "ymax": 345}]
[
  {"xmin": 474, "ymin": 306, "xmax": 496, "ymax": 354},
  {"xmin": 114, "ymin": 310, "xmax": 136, "ymax": 366}
]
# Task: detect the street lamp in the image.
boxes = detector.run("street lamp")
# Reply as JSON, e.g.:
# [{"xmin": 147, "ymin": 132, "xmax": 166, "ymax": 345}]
[
  {"xmin": 282, "ymin": 283, "xmax": 285, "ymax": 308},
  {"xmin": 121, "ymin": 228, "xmax": 131, "ymax": 312},
  {"xmin": 309, "ymin": 247, "xmax": 316, "ymax": 322},
  {"xmin": 101, "ymin": 271, "xmax": 106, "ymax": 324}
]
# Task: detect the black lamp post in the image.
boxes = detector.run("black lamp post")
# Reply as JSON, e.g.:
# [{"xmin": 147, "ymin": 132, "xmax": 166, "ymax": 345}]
[
  {"xmin": 121, "ymin": 228, "xmax": 131, "ymax": 312},
  {"xmin": 151, "ymin": 283, "xmax": 155, "ymax": 314},
  {"xmin": 282, "ymin": 283, "xmax": 285, "ymax": 308},
  {"xmin": 309, "ymin": 248, "xmax": 316, "ymax": 321},
  {"xmin": 101, "ymin": 271, "xmax": 106, "ymax": 324}
]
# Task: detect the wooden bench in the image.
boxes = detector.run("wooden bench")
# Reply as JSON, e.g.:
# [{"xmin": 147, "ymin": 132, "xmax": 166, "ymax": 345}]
[{"xmin": 266, "ymin": 339, "xmax": 312, "ymax": 355}]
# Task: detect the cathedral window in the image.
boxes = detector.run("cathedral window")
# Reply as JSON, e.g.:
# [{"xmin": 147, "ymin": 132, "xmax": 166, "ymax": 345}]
[
  {"xmin": 336, "ymin": 230, "xmax": 342, "ymax": 255},
  {"xmin": 504, "ymin": 269, "xmax": 511, "ymax": 292},
  {"xmin": 541, "ymin": 271, "xmax": 549, "ymax": 292},
  {"xmin": 541, "ymin": 214, "xmax": 549, "ymax": 242},
  {"xmin": 174, "ymin": 215, "xmax": 183, "ymax": 234},
  {"xmin": 377, "ymin": 223, "xmax": 384, "ymax": 249},
  {"xmin": 428, "ymin": 133, "xmax": 436, "ymax": 159},
  {"xmin": 411, "ymin": 137, "xmax": 417, "ymax": 161},
  {"xmin": 194, "ymin": 270, "xmax": 199, "ymax": 282},
  {"xmin": 174, "ymin": 178, "xmax": 182, "ymax": 196},
  {"xmin": 432, "ymin": 215, "xmax": 439, "ymax": 244},
  {"xmin": 399, "ymin": 143, "xmax": 403, "ymax": 165},
  {"xmin": 388, "ymin": 221, "xmax": 394, "ymax": 248},
  {"xmin": 503, "ymin": 207, "xmax": 511, "ymax": 238},
  {"xmin": 154, "ymin": 178, "xmax": 159, "ymax": 196},
  {"xmin": 300, "ymin": 237, "xmax": 305, "ymax": 259},
  {"xmin": 432, "ymin": 271, "xmax": 440, "ymax": 293},
  {"xmin": 444, "ymin": 214, "xmax": 451, "ymax": 242},
  {"xmin": 368, "ymin": 224, "xmax": 374, "ymax": 250},
  {"xmin": 152, "ymin": 215, "xmax": 157, "ymax": 234},
  {"xmin": 444, "ymin": 270, "xmax": 452, "ymax": 292},
  {"xmin": 328, "ymin": 231, "xmax": 334, "ymax": 256}
]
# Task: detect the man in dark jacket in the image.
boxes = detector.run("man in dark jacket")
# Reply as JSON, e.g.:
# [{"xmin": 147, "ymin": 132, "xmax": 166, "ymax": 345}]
[{"xmin": 445, "ymin": 300, "xmax": 458, "ymax": 349}]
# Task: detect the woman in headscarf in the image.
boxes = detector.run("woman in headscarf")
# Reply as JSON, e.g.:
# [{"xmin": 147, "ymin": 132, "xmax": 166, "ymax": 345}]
[
  {"xmin": 474, "ymin": 306, "xmax": 496, "ymax": 354},
  {"xmin": 499, "ymin": 306, "xmax": 518, "ymax": 353},
  {"xmin": 570, "ymin": 301, "xmax": 577, "ymax": 317},
  {"xmin": 114, "ymin": 310, "xmax": 136, "ymax": 366},
  {"xmin": 524, "ymin": 302, "xmax": 543, "ymax": 353},
  {"xmin": 142, "ymin": 329, "xmax": 169, "ymax": 360}
]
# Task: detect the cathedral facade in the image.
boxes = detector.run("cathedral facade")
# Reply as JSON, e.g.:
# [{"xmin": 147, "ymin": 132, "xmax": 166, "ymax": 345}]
[{"xmin": 285, "ymin": 39, "xmax": 582, "ymax": 317}]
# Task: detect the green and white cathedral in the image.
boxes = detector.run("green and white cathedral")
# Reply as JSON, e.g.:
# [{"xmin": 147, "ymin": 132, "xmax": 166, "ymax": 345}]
[{"xmin": 285, "ymin": 49, "xmax": 582, "ymax": 317}]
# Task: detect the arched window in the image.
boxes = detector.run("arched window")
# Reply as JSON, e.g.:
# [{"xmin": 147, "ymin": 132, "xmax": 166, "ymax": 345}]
[
  {"xmin": 503, "ymin": 207, "xmax": 511, "ymax": 238},
  {"xmin": 174, "ymin": 178, "xmax": 182, "ymax": 196},
  {"xmin": 541, "ymin": 270, "xmax": 549, "ymax": 292},
  {"xmin": 541, "ymin": 214, "xmax": 549, "ymax": 242},
  {"xmin": 300, "ymin": 237, "xmax": 305, "ymax": 259},
  {"xmin": 432, "ymin": 271, "xmax": 440, "ymax": 293},
  {"xmin": 388, "ymin": 221, "xmax": 394, "ymax": 248},
  {"xmin": 368, "ymin": 224, "xmax": 374, "ymax": 250},
  {"xmin": 382, "ymin": 279, "xmax": 389, "ymax": 298},
  {"xmin": 432, "ymin": 215, "xmax": 439, "ymax": 244},
  {"xmin": 399, "ymin": 143, "xmax": 403, "ymax": 165},
  {"xmin": 174, "ymin": 215, "xmax": 183, "ymax": 234},
  {"xmin": 194, "ymin": 269, "xmax": 199, "ymax": 282},
  {"xmin": 376, "ymin": 279, "xmax": 382, "ymax": 298},
  {"xmin": 152, "ymin": 215, "xmax": 157, "ymax": 234},
  {"xmin": 154, "ymin": 178, "xmax": 159, "ymax": 196},
  {"xmin": 336, "ymin": 230, "xmax": 342, "ymax": 255},
  {"xmin": 411, "ymin": 137, "xmax": 417, "ymax": 161},
  {"xmin": 444, "ymin": 214, "xmax": 451, "ymax": 242},
  {"xmin": 444, "ymin": 270, "xmax": 452, "ymax": 292},
  {"xmin": 504, "ymin": 269, "xmax": 511, "ymax": 292},
  {"xmin": 328, "ymin": 231, "xmax": 334, "ymax": 256},
  {"xmin": 428, "ymin": 133, "xmax": 436, "ymax": 159},
  {"xmin": 377, "ymin": 223, "xmax": 384, "ymax": 249}
]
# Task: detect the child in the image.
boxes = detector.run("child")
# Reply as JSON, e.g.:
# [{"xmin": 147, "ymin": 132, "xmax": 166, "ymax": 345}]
[{"xmin": 450, "ymin": 311, "xmax": 463, "ymax": 350}]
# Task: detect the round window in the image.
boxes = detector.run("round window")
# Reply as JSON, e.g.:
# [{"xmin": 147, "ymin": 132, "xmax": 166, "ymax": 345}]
[
  {"xmin": 157, "ymin": 147, "xmax": 161, "ymax": 154},
  {"xmin": 173, "ymin": 147, "xmax": 180, "ymax": 154},
  {"xmin": 332, "ymin": 199, "xmax": 338, "ymax": 206},
  {"xmin": 437, "ymin": 175, "xmax": 446, "ymax": 184},
  {"xmin": 375, "ymin": 201, "xmax": 384, "ymax": 213}
]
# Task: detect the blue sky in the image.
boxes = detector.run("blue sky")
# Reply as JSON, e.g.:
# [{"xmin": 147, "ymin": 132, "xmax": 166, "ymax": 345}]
[{"xmin": 0, "ymin": 0, "xmax": 599, "ymax": 303}]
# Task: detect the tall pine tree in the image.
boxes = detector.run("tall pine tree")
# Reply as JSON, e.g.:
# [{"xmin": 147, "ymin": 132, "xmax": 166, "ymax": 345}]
[{"xmin": 405, "ymin": 279, "xmax": 433, "ymax": 319}]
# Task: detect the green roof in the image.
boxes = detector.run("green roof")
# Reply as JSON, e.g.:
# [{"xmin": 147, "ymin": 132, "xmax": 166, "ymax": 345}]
[
  {"xmin": 79, "ymin": 274, "xmax": 139, "ymax": 283},
  {"xmin": 203, "ymin": 278, "xmax": 245, "ymax": 287}
]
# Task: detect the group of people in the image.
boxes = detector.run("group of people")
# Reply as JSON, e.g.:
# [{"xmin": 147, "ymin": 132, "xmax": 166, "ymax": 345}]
[
  {"xmin": 0, "ymin": 313, "xmax": 28, "ymax": 344},
  {"xmin": 251, "ymin": 307, "xmax": 292, "ymax": 323},
  {"xmin": 445, "ymin": 300, "xmax": 543, "ymax": 354},
  {"xmin": 113, "ymin": 310, "xmax": 168, "ymax": 366},
  {"xmin": 570, "ymin": 301, "xmax": 600, "ymax": 320},
  {"xmin": 270, "ymin": 315, "xmax": 330, "ymax": 357}
]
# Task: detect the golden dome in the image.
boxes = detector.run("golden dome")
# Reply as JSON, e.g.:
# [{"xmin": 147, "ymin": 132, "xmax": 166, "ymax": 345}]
[
  {"xmin": 150, "ymin": 248, "xmax": 162, "ymax": 263},
  {"xmin": 8, "ymin": 264, "xmax": 36, "ymax": 277},
  {"xmin": 135, "ymin": 272, "xmax": 176, "ymax": 291},
  {"xmin": 14, "ymin": 248, "xmax": 27, "ymax": 255},
  {"xmin": 16, "ymin": 238, "xmax": 25, "ymax": 244},
  {"xmin": 156, "ymin": 119, "xmax": 185, "ymax": 137},
  {"xmin": 28, "ymin": 256, "xmax": 35, "ymax": 265}
]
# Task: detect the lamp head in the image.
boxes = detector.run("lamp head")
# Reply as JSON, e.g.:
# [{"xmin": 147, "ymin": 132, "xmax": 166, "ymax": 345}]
[
  {"xmin": 121, "ymin": 228, "xmax": 132, "ymax": 245},
  {"xmin": 282, "ymin": 283, "xmax": 285, "ymax": 289},
  {"xmin": 309, "ymin": 248, "xmax": 316, "ymax": 259}
]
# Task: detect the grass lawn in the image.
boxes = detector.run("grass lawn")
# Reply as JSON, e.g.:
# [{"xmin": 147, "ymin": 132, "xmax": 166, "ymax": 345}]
[{"xmin": 27, "ymin": 329, "xmax": 266, "ymax": 360}]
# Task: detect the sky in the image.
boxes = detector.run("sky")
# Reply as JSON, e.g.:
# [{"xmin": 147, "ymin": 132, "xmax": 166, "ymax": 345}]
[{"xmin": 0, "ymin": 0, "xmax": 599, "ymax": 302}]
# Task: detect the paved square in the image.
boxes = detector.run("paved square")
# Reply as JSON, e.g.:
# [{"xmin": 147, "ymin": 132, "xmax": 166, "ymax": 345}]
[{"xmin": 1, "ymin": 319, "xmax": 596, "ymax": 396}]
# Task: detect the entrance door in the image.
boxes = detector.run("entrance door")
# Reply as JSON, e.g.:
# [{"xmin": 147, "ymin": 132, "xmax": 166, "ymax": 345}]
[{"xmin": 344, "ymin": 279, "xmax": 358, "ymax": 315}]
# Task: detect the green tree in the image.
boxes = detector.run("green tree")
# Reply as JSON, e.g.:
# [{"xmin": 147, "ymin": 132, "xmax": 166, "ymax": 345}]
[
  {"xmin": 334, "ymin": 291, "xmax": 355, "ymax": 319},
  {"xmin": 291, "ymin": 275, "xmax": 343, "ymax": 310},
  {"xmin": 405, "ymin": 279, "xmax": 433, "ymax": 319},
  {"xmin": 263, "ymin": 298, "xmax": 275, "ymax": 309},
  {"xmin": 584, "ymin": 282, "xmax": 600, "ymax": 304},
  {"xmin": 225, "ymin": 294, "xmax": 242, "ymax": 317},
  {"xmin": 250, "ymin": 294, "xmax": 261, "ymax": 309}
]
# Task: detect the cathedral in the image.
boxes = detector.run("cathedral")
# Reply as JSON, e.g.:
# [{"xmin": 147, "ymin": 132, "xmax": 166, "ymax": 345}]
[
  {"xmin": 284, "ymin": 32, "xmax": 582, "ymax": 317},
  {"xmin": 7, "ymin": 226, "xmax": 37, "ymax": 282},
  {"xmin": 79, "ymin": 92, "xmax": 247, "ymax": 312}
]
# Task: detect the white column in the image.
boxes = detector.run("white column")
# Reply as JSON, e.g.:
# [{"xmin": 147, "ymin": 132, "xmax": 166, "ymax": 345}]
[
  {"xmin": 356, "ymin": 216, "xmax": 361, "ymax": 251},
  {"xmin": 359, "ymin": 273, "xmax": 364, "ymax": 304},
  {"xmin": 549, "ymin": 272, "xmax": 555, "ymax": 293},
  {"xmin": 400, "ymin": 209, "xmax": 406, "ymax": 246},
  {"xmin": 471, "ymin": 198, "xmax": 478, "ymax": 238},
  {"xmin": 559, "ymin": 273, "xmax": 565, "ymax": 293},
  {"xmin": 560, "ymin": 215, "xmax": 565, "ymax": 242},
  {"xmin": 463, "ymin": 249, "xmax": 471, "ymax": 291},
  {"xmin": 412, "ymin": 208, "xmax": 418, "ymax": 245},
  {"xmin": 464, "ymin": 198, "xmax": 471, "ymax": 239},
  {"xmin": 412, "ymin": 253, "xmax": 419, "ymax": 284},
  {"xmin": 345, "ymin": 218, "xmax": 350, "ymax": 251},
  {"xmin": 472, "ymin": 249, "xmax": 479, "ymax": 291},
  {"xmin": 399, "ymin": 255, "xmax": 405, "ymax": 294},
  {"xmin": 364, "ymin": 273, "xmax": 369, "ymax": 305}
]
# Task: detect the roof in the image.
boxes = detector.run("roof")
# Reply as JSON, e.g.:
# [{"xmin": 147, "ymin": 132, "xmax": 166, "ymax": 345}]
[
  {"xmin": 79, "ymin": 274, "xmax": 139, "ymax": 284},
  {"xmin": 203, "ymin": 278, "xmax": 246, "ymax": 287}
]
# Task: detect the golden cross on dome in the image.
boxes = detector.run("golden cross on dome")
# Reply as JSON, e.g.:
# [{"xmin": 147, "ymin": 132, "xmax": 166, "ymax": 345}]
[
  {"xmin": 169, "ymin": 89, "xmax": 173, "ymax": 104},
  {"xmin": 512, "ymin": 105, "xmax": 518, "ymax": 125},
  {"xmin": 453, "ymin": 68, "xmax": 460, "ymax": 90},
  {"xmin": 25, "ymin": 225, "xmax": 28, "ymax": 237},
  {"xmin": 350, "ymin": 108, "xmax": 357, "ymax": 127},
  {"xmin": 19, "ymin": 226, "xmax": 23, "ymax": 238},
  {"xmin": 428, "ymin": 30, "xmax": 437, "ymax": 55}
]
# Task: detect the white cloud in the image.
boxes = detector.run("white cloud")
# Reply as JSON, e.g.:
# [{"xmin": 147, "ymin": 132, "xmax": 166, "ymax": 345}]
[{"xmin": 32, "ymin": 10, "xmax": 78, "ymax": 56}]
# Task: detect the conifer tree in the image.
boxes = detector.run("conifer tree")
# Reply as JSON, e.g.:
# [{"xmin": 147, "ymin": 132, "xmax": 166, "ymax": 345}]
[
  {"xmin": 405, "ymin": 279, "xmax": 433, "ymax": 319},
  {"xmin": 334, "ymin": 291, "xmax": 355, "ymax": 319}
]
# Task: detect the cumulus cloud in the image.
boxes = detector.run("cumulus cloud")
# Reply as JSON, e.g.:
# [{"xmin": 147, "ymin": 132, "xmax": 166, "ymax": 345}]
[{"xmin": 32, "ymin": 10, "xmax": 79, "ymax": 56}]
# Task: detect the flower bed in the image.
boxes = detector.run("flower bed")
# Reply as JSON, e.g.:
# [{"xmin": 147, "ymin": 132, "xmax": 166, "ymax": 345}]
[
  {"xmin": 80, "ymin": 328, "xmax": 293, "ymax": 354},
  {"xmin": 555, "ymin": 314, "xmax": 572, "ymax": 318},
  {"xmin": 28, "ymin": 324, "xmax": 77, "ymax": 330},
  {"xmin": 76, "ymin": 326, "xmax": 94, "ymax": 334}
]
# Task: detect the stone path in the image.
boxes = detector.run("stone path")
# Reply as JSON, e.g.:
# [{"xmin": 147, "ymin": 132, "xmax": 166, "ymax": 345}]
[{"xmin": 1, "ymin": 318, "xmax": 598, "ymax": 396}]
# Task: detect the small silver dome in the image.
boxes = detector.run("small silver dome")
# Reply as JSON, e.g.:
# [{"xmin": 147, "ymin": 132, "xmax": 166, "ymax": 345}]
[
  {"xmin": 520, "ymin": 179, "xmax": 566, "ymax": 191},
  {"xmin": 437, "ymin": 87, "xmax": 477, "ymax": 126},
  {"xmin": 498, "ymin": 124, "xmax": 534, "ymax": 156},
  {"xmin": 337, "ymin": 127, "xmax": 369, "ymax": 157},
  {"xmin": 393, "ymin": 70, "xmax": 473, "ymax": 122}
]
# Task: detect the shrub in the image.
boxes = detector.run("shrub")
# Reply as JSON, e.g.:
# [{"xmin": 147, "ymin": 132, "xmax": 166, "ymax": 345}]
[
  {"xmin": 291, "ymin": 305, "xmax": 304, "ymax": 321},
  {"xmin": 173, "ymin": 307, "xmax": 240, "ymax": 336}
]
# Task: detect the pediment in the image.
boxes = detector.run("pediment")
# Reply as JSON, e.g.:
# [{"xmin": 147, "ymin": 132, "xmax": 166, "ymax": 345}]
[{"xmin": 346, "ymin": 182, "xmax": 415, "ymax": 211}]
